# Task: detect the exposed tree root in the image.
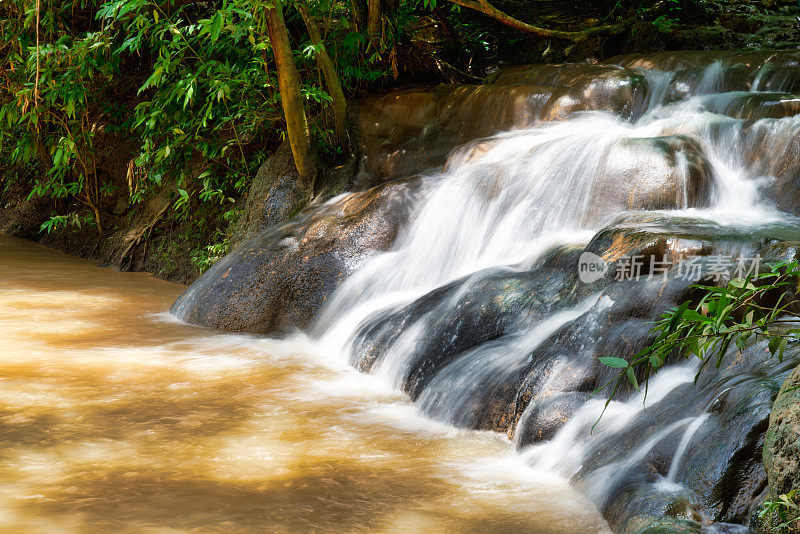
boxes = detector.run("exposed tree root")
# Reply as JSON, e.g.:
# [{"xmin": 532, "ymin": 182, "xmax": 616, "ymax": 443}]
[{"xmin": 119, "ymin": 203, "xmax": 169, "ymax": 269}]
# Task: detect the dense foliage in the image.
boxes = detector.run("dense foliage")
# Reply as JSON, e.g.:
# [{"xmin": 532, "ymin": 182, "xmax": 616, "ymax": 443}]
[{"xmin": 0, "ymin": 0, "xmax": 391, "ymax": 237}]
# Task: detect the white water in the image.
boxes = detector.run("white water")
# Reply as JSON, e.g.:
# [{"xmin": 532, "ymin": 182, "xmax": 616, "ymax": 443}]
[
  {"xmin": 415, "ymin": 294, "xmax": 602, "ymax": 427},
  {"xmin": 302, "ymin": 59, "xmax": 800, "ymax": 531},
  {"xmin": 315, "ymin": 61, "xmax": 791, "ymax": 349},
  {"xmin": 666, "ymin": 413, "xmax": 711, "ymax": 482},
  {"xmin": 519, "ymin": 364, "xmax": 697, "ymax": 478}
]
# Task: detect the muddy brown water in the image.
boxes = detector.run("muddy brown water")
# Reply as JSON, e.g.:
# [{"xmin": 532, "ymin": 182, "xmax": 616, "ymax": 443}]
[{"xmin": 0, "ymin": 234, "xmax": 608, "ymax": 533}]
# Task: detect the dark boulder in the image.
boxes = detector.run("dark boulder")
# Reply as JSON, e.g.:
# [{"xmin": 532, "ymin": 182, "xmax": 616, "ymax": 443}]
[{"xmin": 171, "ymin": 178, "xmax": 421, "ymax": 334}]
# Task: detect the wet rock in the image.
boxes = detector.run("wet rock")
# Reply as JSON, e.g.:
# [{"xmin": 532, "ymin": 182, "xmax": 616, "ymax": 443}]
[
  {"xmin": 490, "ymin": 63, "xmax": 642, "ymax": 88},
  {"xmin": 750, "ymin": 66, "xmax": 800, "ymax": 93},
  {"xmin": 355, "ymin": 64, "xmax": 650, "ymax": 184},
  {"xmin": 763, "ymin": 365, "xmax": 800, "ymax": 500},
  {"xmin": 665, "ymin": 64, "xmax": 753, "ymax": 100},
  {"xmin": 606, "ymin": 50, "xmax": 800, "ymax": 71},
  {"xmin": 345, "ymin": 213, "xmax": 796, "ymax": 532},
  {"xmin": 736, "ymin": 120, "xmax": 800, "ymax": 217},
  {"xmin": 707, "ymin": 93, "xmax": 800, "ymax": 120},
  {"xmin": 512, "ymin": 269, "xmax": 710, "ymax": 449},
  {"xmin": 435, "ymin": 85, "xmax": 556, "ymax": 143},
  {"xmin": 490, "ymin": 64, "xmax": 647, "ymax": 119},
  {"xmin": 355, "ymin": 83, "xmax": 567, "ymax": 183},
  {"xmin": 232, "ymin": 140, "xmax": 358, "ymax": 246},
  {"xmin": 514, "ymin": 391, "xmax": 588, "ymax": 444},
  {"xmin": 605, "ymin": 485, "xmax": 705, "ymax": 534},
  {"xmin": 171, "ymin": 178, "xmax": 421, "ymax": 334},
  {"xmin": 232, "ymin": 145, "xmax": 310, "ymax": 246},
  {"xmin": 355, "ymin": 90, "xmax": 441, "ymax": 184},
  {"xmin": 584, "ymin": 136, "xmax": 714, "ymax": 226},
  {"xmin": 348, "ymin": 244, "xmax": 581, "ymax": 395}
]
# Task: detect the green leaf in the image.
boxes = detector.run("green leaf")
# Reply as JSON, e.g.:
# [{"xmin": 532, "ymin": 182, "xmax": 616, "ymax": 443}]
[
  {"xmin": 769, "ymin": 335, "xmax": 782, "ymax": 357},
  {"xmin": 210, "ymin": 12, "xmax": 223, "ymax": 42},
  {"xmin": 649, "ymin": 353, "xmax": 662, "ymax": 369},
  {"xmin": 730, "ymin": 278, "xmax": 756, "ymax": 290},
  {"xmin": 598, "ymin": 357, "xmax": 629, "ymax": 368},
  {"xmin": 683, "ymin": 309, "xmax": 711, "ymax": 323},
  {"xmin": 668, "ymin": 301, "xmax": 691, "ymax": 332},
  {"xmin": 627, "ymin": 367, "xmax": 640, "ymax": 391}
]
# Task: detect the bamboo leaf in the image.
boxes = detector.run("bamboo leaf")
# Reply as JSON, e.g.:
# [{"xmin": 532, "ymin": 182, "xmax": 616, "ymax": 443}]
[{"xmin": 598, "ymin": 357, "xmax": 629, "ymax": 368}]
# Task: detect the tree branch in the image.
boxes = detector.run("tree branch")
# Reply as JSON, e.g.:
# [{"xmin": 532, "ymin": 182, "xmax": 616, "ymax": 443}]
[{"xmin": 446, "ymin": 0, "xmax": 667, "ymax": 43}]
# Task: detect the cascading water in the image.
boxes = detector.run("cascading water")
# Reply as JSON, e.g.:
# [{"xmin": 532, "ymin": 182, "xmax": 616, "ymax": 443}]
[
  {"xmin": 172, "ymin": 51, "xmax": 800, "ymax": 532},
  {"xmin": 315, "ymin": 60, "xmax": 787, "ymax": 355},
  {"xmin": 308, "ymin": 57, "xmax": 800, "ymax": 531},
  {"xmin": 315, "ymin": 58, "xmax": 798, "ymax": 340}
]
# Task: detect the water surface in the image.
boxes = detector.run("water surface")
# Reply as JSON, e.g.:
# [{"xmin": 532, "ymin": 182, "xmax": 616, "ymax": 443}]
[{"xmin": 0, "ymin": 234, "xmax": 608, "ymax": 533}]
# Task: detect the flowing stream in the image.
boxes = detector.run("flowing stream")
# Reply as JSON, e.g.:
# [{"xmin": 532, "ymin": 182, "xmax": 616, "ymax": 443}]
[
  {"xmin": 0, "ymin": 234, "xmax": 608, "ymax": 532},
  {"xmin": 12, "ymin": 52, "xmax": 800, "ymax": 532}
]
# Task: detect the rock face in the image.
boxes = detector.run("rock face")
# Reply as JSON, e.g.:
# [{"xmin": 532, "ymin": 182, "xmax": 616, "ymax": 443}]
[
  {"xmin": 231, "ymin": 141, "xmax": 359, "ymax": 247},
  {"xmin": 764, "ymin": 365, "xmax": 800, "ymax": 501},
  {"xmin": 584, "ymin": 136, "xmax": 713, "ymax": 225},
  {"xmin": 171, "ymin": 178, "xmax": 421, "ymax": 334},
  {"xmin": 354, "ymin": 64, "xmax": 649, "ymax": 184},
  {"xmin": 232, "ymin": 142, "xmax": 310, "ymax": 246}
]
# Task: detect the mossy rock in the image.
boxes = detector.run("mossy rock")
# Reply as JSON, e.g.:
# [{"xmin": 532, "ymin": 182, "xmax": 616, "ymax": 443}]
[{"xmin": 762, "ymin": 365, "xmax": 800, "ymax": 531}]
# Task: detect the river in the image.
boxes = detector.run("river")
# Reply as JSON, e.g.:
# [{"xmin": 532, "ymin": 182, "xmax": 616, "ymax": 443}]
[{"xmin": 0, "ymin": 234, "xmax": 609, "ymax": 533}]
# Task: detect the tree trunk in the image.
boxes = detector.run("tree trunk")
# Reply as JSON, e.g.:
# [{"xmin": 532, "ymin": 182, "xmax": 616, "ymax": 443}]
[
  {"xmin": 296, "ymin": 0, "xmax": 349, "ymax": 150},
  {"xmin": 265, "ymin": 2, "xmax": 315, "ymax": 186},
  {"xmin": 367, "ymin": 0, "xmax": 381, "ymax": 45},
  {"xmin": 349, "ymin": 0, "xmax": 367, "ymax": 34}
]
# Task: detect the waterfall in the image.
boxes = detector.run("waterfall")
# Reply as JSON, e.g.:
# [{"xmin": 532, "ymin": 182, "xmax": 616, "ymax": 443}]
[
  {"xmin": 306, "ymin": 56, "xmax": 800, "ymax": 531},
  {"xmin": 315, "ymin": 60, "xmax": 790, "ymax": 347},
  {"xmin": 173, "ymin": 52, "xmax": 800, "ymax": 532},
  {"xmin": 665, "ymin": 413, "xmax": 710, "ymax": 483}
]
